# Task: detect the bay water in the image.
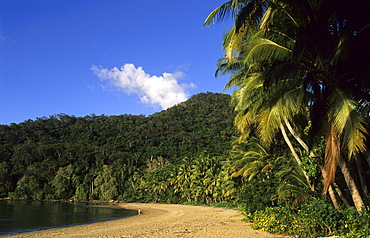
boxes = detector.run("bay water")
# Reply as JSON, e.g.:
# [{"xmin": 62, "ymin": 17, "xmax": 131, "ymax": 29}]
[{"xmin": 0, "ymin": 200, "xmax": 137, "ymax": 236}]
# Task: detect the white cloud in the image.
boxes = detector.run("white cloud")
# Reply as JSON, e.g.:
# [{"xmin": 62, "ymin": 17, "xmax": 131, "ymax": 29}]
[{"xmin": 91, "ymin": 64, "xmax": 196, "ymax": 109}]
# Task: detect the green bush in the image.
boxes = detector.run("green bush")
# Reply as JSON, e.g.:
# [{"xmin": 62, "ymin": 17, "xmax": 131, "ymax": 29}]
[
  {"xmin": 237, "ymin": 173, "xmax": 278, "ymax": 214},
  {"xmin": 250, "ymin": 199, "xmax": 370, "ymax": 238},
  {"xmin": 339, "ymin": 207, "xmax": 370, "ymax": 237},
  {"xmin": 252, "ymin": 206, "xmax": 294, "ymax": 234},
  {"xmin": 295, "ymin": 199, "xmax": 342, "ymax": 237},
  {"xmin": 252, "ymin": 206, "xmax": 327, "ymax": 237}
]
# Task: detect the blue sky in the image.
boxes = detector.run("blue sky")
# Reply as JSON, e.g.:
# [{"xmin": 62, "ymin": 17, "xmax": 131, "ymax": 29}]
[{"xmin": 0, "ymin": 1, "xmax": 232, "ymax": 125}]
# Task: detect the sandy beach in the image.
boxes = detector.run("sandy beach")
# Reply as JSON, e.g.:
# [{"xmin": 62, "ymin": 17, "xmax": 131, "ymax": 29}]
[{"xmin": 4, "ymin": 203, "xmax": 288, "ymax": 238}]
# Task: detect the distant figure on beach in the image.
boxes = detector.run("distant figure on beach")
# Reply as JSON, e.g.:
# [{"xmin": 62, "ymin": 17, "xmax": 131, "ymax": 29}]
[{"xmin": 138, "ymin": 208, "xmax": 141, "ymax": 215}]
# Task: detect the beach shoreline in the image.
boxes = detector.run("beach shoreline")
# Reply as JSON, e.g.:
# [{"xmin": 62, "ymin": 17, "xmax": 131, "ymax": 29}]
[{"xmin": 4, "ymin": 203, "xmax": 288, "ymax": 238}]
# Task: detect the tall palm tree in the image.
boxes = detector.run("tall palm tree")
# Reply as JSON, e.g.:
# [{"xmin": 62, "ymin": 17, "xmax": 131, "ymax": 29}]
[
  {"xmin": 212, "ymin": 166, "xmax": 237, "ymax": 202},
  {"xmin": 172, "ymin": 158, "xmax": 193, "ymax": 201},
  {"xmin": 203, "ymin": 160, "xmax": 223, "ymax": 202},
  {"xmin": 205, "ymin": 0, "xmax": 370, "ymax": 212}
]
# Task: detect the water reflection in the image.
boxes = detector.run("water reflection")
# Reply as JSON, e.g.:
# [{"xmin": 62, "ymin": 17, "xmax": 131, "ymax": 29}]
[{"xmin": 0, "ymin": 200, "xmax": 136, "ymax": 236}]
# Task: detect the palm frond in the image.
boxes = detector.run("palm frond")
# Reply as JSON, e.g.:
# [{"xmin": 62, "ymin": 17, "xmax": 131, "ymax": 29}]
[
  {"xmin": 216, "ymin": 57, "xmax": 244, "ymax": 77},
  {"xmin": 327, "ymin": 86, "xmax": 368, "ymax": 157},
  {"xmin": 263, "ymin": 61, "xmax": 303, "ymax": 87},
  {"xmin": 223, "ymin": 26, "xmax": 246, "ymax": 60},
  {"xmin": 203, "ymin": 1, "xmax": 234, "ymax": 27},
  {"xmin": 323, "ymin": 124, "xmax": 340, "ymax": 193},
  {"xmin": 234, "ymin": 0, "xmax": 269, "ymax": 32},
  {"xmin": 275, "ymin": 86, "xmax": 306, "ymax": 120},
  {"xmin": 257, "ymin": 105, "xmax": 283, "ymax": 144},
  {"xmin": 262, "ymin": 163, "xmax": 274, "ymax": 172},
  {"xmin": 275, "ymin": 166, "xmax": 312, "ymax": 205},
  {"xmin": 244, "ymin": 38, "xmax": 292, "ymax": 66}
]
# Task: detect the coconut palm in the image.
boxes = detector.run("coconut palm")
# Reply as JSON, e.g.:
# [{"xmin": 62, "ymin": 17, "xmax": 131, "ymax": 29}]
[
  {"xmin": 212, "ymin": 167, "xmax": 237, "ymax": 202},
  {"xmin": 273, "ymin": 165, "xmax": 314, "ymax": 207},
  {"xmin": 189, "ymin": 155, "xmax": 215, "ymax": 202},
  {"xmin": 229, "ymin": 137, "xmax": 275, "ymax": 181},
  {"xmin": 220, "ymin": 24, "xmax": 315, "ymax": 190},
  {"xmin": 205, "ymin": 0, "xmax": 370, "ymax": 212},
  {"xmin": 172, "ymin": 158, "xmax": 193, "ymax": 201},
  {"xmin": 201, "ymin": 156, "xmax": 231, "ymax": 203}
]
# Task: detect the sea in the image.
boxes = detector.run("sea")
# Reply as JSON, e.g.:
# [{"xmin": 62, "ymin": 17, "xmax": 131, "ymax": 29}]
[{"xmin": 0, "ymin": 200, "xmax": 137, "ymax": 236}]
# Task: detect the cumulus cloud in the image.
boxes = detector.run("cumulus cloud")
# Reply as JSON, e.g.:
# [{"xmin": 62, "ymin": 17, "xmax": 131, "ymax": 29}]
[{"xmin": 91, "ymin": 64, "xmax": 196, "ymax": 109}]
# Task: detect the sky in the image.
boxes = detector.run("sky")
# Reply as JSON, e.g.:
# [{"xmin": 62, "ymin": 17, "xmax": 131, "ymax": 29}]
[{"xmin": 0, "ymin": 0, "xmax": 233, "ymax": 125}]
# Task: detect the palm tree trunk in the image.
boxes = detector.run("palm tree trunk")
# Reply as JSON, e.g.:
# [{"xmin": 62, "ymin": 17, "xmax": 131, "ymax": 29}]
[
  {"xmin": 284, "ymin": 118, "xmax": 311, "ymax": 153},
  {"xmin": 279, "ymin": 123, "xmax": 315, "ymax": 191},
  {"xmin": 355, "ymin": 158, "xmax": 369, "ymax": 197},
  {"xmin": 328, "ymin": 185, "xmax": 341, "ymax": 211},
  {"xmin": 283, "ymin": 118, "xmax": 342, "ymax": 210},
  {"xmin": 287, "ymin": 123, "xmax": 365, "ymax": 212},
  {"xmin": 365, "ymin": 152, "xmax": 370, "ymax": 167},
  {"xmin": 334, "ymin": 183, "xmax": 351, "ymax": 208},
  {"xmin": 338, "ymin": 155, "xmax": 365, "ymax": 213},
  {"xmin": 319, "ymin": 167, "xmax": 341, "ymax": 210}
]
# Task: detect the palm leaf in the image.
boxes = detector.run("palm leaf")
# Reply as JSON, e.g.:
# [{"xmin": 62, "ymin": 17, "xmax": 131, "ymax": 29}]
[
  {"xmin": 203, "ymin": 1, "xmax": 234, "ymax": 27},
  {"xmin": 234, "ymin": 0, "xmax": 269, "ymax": 32},
  {"xmin": 257, "ymin": 105, "xmax": 282, "ymax": 144},
  {"xmin": 223, "ymin": 26, "xmax": 246, "ymax": 60},
  {"xmin": 328, "ymin": 86, "xmax": 367, "ymax": 157},
  {"xmin": 244, "ymin": 38, "xmax": 292, "ymax": 66}
]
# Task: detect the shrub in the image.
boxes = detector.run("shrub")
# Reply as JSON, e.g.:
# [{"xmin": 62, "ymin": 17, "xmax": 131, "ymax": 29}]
[
  {"xmin": 252, "ymin": 206, "xmax": 294, "ymax": 234},
  {"xmin": 237, "ymin": 173, "xmax": 278, "ymax": 214},
  {"xmin": 295, "ymin": 199, "xmax": 342, "ymax": 237},
  {"xmin": 251, "ymin": 199, "xmax": 345, "ymax": 238},
  {"xmin": 339, "ymin": 207, "xmax": 370, "ymax": 237}
]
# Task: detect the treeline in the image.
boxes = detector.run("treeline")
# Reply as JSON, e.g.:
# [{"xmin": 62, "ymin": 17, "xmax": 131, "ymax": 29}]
[
  {"xmin": 1, "ymin": 91, "xmax": 370, "ymax": 237},
  {"xmin": 0, "ymin": 92, "xmax": 237, "ymax": 202}
]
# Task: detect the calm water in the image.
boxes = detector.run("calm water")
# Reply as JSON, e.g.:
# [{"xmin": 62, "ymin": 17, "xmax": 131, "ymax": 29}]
[{"xmin": 0, "ymin": 200, "xmax": 137, "ymax": 236}]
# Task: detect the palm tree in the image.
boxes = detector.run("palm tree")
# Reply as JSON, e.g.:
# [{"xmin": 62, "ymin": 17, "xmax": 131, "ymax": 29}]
[
  {"xmin": 273, "ymin": 165, "xmax": 313, "ymax": 207},
  {"xmin": 172, "ymin": 158, "xmax": 193, "ymax": 201},
  {"xmin": 212, "ymin": 167, "xmax": 237, "ymax": 202},
  {"xmin": 219, "ymin": 24, "xmax": 316, "ymax": 190},
  {"xmin": 202, "ymin": 156, "xmax": 227, "ymax": 203},
  {"xmin": 229, "ymin": 137, "xmax": 275, "ymax": 181},
  {"xmin": 189, "ymin": 155, "xmax": 212, "ymax": 203},
  {"xmin": 205, "ymin": 0, "xmax": 370, "ymax": 212}
]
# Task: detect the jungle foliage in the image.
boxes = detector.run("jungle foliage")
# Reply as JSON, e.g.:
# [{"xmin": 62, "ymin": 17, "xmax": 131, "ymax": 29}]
[
  {"xmin": 0, "ymin": 92, "xmax": 236, "ymax": 201},
  {"xmin": 2, "ymin": 0, "xmax": 370, "ymax": 235},
  {"xmin": 1, "ymin": 90, "xmax": 369, "ymax": 237},
  {"xmin": 204, "ymin": 0, "xmax": 370, "ymax": 236}
]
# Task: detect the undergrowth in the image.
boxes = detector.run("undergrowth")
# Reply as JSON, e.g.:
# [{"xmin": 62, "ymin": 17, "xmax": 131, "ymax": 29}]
[{"xmin": 248, "ymin": 199, "xmax": 370, "ymax": 238}]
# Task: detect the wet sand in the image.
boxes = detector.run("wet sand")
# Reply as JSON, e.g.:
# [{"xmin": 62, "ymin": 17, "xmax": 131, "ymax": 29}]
[{"xmin": 4, "ymin": 203, "xmax": 288, "ymax": 238}]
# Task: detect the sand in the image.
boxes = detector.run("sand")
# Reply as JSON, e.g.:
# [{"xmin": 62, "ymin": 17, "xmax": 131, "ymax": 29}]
[{"xmin": 4, "ymin": 203, "xmax": 288, "ymax": 238}]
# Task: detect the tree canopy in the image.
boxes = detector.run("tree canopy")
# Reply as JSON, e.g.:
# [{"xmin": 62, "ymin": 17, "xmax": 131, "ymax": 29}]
[{"xmin": 0, "ymin": 92, "xmax": 236, "ymax": 200}]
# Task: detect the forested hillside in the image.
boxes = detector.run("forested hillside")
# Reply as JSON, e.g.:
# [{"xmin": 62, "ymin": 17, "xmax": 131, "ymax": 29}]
[{"xmin": 0, "ymin": 92, "xmax": 236, "ymax": 201}]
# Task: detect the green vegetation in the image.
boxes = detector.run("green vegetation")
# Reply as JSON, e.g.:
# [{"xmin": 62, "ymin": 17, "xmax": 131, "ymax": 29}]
[
  {"xmin": 0, "ymin": 92, "xmax": 236, "ymax": 202},
  {"xmin": 1, "ymin": 91, "xmax": 369, "ymax": 236},
  {"xmin": 202, "ymin": 0, "xmax": 370, "ymax": 237},
  {"xmin": 1, "ymin": 0, "xmax": 370, "ymax": 236},
  {"xmin": 251, "ymin": 200, "xmax": 370, "ymax": 238}
]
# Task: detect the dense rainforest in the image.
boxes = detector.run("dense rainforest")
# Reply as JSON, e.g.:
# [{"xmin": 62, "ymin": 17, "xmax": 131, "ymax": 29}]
[
  {"xmin": 1, "ymin": 90, "xmax": 369, "ymax": 237},
  {"xmin": 3, "ymin": 0, "xmax": 370, "ymax": 235},
  {"xmin": 0, "ymin": 92, "xmax": 237, "ymax": 202}
]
